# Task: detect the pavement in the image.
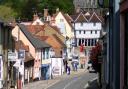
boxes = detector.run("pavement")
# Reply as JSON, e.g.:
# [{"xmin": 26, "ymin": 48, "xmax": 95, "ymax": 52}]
[
  {"xmin": 85, "ymin": 77, "xmax": 100, "ymax": 89},
  {"xmin": 23, "ymin": 69, "xmax": 85, "ymax": 89}
]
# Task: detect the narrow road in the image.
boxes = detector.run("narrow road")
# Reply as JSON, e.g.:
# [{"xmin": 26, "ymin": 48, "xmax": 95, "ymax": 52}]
[{"xmin": 46, "ymin": 72, "xmax": 97, "ymax": 89}]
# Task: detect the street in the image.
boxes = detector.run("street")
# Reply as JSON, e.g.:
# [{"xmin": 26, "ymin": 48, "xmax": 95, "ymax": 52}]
[
  {"xmin": 23, "ymin": 69, "xmax": 98, "ymax": 89},
  {"xmin": 46, "ymin": 72, "xmax": 97, "ymax": 89}
]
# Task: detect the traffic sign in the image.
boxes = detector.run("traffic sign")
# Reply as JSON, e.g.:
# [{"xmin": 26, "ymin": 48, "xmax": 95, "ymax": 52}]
[
  {"xmin": 8, "ymin": 52, "xmax": 16, "ymax": 61},
  {"xmin": 18, "ymin": 49, "xmax": 25, "ymax": 59}
]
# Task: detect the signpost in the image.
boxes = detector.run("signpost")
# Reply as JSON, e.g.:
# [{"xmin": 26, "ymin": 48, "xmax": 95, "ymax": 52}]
[{"xmin": 8, "ymin": 52, "xmax": 16, "ymax": 61}]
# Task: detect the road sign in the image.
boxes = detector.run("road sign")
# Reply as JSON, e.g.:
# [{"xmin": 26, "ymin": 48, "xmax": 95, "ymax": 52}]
[
  {"xmin": 8, "ymin": 52, "xmax": 16, "ymax": 61},
  {"xmin": 18, "ymin": 49, "xmax": 25, "ymax": 59}
]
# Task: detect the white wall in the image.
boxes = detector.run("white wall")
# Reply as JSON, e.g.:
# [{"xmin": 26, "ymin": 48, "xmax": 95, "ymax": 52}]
[
  {"xmin": 74, "ymin": 22, "xmax": 101, "ymax": 39},
  {"xmin": 75, "ymin": 23, "xmax": 102, "ymax": 30}
]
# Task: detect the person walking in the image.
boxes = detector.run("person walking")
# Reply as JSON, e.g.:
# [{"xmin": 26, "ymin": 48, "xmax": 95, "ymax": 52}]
[{"xmin": 67, "ymin": 66, "xmax": 71, "ymax": 75}]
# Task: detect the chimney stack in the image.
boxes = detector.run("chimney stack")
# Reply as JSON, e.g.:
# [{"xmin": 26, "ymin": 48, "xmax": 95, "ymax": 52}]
[
  {"xmin": 76, "ymin": 5, "xmax": 81, "ymax": 13},
  {"xmin": 44, "ymin": 8, "xmax": 48, "ymax": 17},
  {"xmin": 33, "ymin": 14, "xmax": 39, "ymax": 21}
]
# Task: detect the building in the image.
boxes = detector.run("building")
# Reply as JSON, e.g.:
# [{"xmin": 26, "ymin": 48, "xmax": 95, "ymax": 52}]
[
  {"xmin": 73, "ymin": 0, "xmax": 98, "ymax": 9},
  {"xmin": 12, "ymin": 24, "xmax": 51, "ymax": 82},
  {"xmin": 54, "ymin": 11, "xmax": 74, "ymax": 60},
  {"xmin": 0, "ymin": 19, "xmax": 13, "ymax": 88},
  {"xmin": 70, "ymin": 11, "xmax": 103, "ymax": 47},
  {"xmin": 120, "ymin": 0, "xmax": 128, "ymax": 89}
]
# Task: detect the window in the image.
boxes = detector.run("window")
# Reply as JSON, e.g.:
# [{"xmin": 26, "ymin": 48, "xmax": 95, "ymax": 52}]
[
  {"xmin": 93, "ymin": 23, "xmax": 96, "ymax": 26},
  {"xmin": 91, "ymin": 39, "xmax": 93, "ymax": 46},
  {"xmin": 84, "ymin": 31, "xmax": 86, "ymax": 34},
  {"xmin": 43, "ymin": 48, "xmax": 49, "ymax": 59},
  {"xmin": 95, "ymin": 31, "xmax": 97, "ymax": 34},
  {"xmin": 81, "ymin": 23, "xmax": 83, "ymax": 26},
  {"xmin": 85, "ymin": 39, "xmax": 87, "ymax": 46},
  {"xmin": 91, "ymin": 31, "xmax": 93, "ymax": 34},
  {"xmin": 60, "ymin": 19, "xmax": 64, "ymax": 22},
  {"xmin": 79, "ymin": 31, "xmax": 81, "ymax": 34},
  {"xmin": 88, "ymin": 39, "xmax": 90, "ymax": 46},
  {"xmin": 78, "ymin": 39, "xmax": 81, "ymax": 46}
]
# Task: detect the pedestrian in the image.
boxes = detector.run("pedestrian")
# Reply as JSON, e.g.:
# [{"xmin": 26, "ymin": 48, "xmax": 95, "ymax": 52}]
[{"xmin": 67, "ymin": 66, "xmax": 71, "ymax": 75}]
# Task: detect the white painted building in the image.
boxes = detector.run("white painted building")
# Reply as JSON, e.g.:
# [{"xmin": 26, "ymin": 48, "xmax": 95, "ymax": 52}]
[{"xmin": 70, "ymin": 12, "xmax": 103, "ymax": 47}]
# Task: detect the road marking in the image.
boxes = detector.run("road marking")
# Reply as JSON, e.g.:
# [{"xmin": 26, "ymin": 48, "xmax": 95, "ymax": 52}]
[
  {"xmin": 44, "ymin": 80, "xmax": 60, "ymax": 89},
  {"xmin": 84, "ymin": 77, "xmax": 98, "ymax": 89},
  {"xmin": 84, "ymin": 83, "xmax": 89, "ymax": 89},
  {"xmin": 63, "ymin": 77, "xmax": 81, "ymax": 89}
]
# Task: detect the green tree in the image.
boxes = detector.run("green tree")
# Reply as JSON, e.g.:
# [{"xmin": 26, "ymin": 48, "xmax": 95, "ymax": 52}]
[
  {"xmin": 0, "ymin": 5, "xmax": 17, "ymax": 21},
  {"xmin": 0, "ymin": 0, "xmax": 74, "ymax": 21}
]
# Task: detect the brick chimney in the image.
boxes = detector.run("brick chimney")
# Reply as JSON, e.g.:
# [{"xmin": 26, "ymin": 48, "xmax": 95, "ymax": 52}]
[
  {"xmin": 33, "ymin": 14, "xmax": 39, "ymax": 21},
  {"xmin": 44, "ymin": 8, "xmax": 48, "ymax": 19},
  {"xmin": 56, "ymin": 8, "xmax": 59, "ymax": 13},
  {"xmin": 76, "ymin": 5, "xmax": 81, "ymax": 13}
]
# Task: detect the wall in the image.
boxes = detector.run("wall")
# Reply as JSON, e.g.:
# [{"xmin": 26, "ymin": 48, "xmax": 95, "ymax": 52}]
[
  {"xmin": 12, "ymin": 26, "xmax": 36, "ymax": 58},
  {"xmin": 55, "ymin": 12, "xmax": 74, "ymax": 38},
  {"xmin": 75, "ymin": 23, "xmax": 101, "ymax": 39}
]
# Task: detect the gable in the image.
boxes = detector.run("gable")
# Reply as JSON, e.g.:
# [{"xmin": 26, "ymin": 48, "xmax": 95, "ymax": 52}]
[
  {"xmin": 89, "ymin": 12, "xmax": 102, "ymax": 23},
  {"xmin": 75, "ymin": 12, "xmax": 88, "ymax": 22},
  {"xmin": 32, "ymin": 19, "xmax": 44, "ymax": 25}
]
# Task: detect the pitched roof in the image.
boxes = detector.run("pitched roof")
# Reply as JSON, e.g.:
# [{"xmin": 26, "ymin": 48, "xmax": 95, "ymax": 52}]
[
  {"xmin": 89, "ymin": 12, "xmax": 103, "ymax": 23},
  {"xmin": 14, "ymin": 40, "xmax": 34, "ymax": 62},
  {"xmin": 18, "ymin": 24, "xmax": 51, "ymax": 48},
  {"xmin": 48, "ymin": 25, "xmax": 61, "ymax": 34},
  {"xmin": 26, "ymin": 25, "xmax": 45, "ymax": 35},
  {"xmin": 52, "ymin": 34, "xmax": 66, "ymax": 47},
  {"xmin": 75, "ymin": 12, "xmax": 88, "ymax": 22}
]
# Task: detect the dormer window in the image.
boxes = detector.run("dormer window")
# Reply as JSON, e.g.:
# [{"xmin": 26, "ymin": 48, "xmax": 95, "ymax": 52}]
[{"xmin": 60, "ymin": 19, "xmax": 64, "ymax": 22}]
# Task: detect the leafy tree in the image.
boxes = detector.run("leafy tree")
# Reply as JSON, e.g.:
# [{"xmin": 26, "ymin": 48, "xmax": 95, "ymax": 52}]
[
  {"xmin": 0, "ymin": 5, "xmax": 17, "ymax": 21},
  {"xmin": 0, "ymin": 0, "xmax": 74, "ymax": 21}
]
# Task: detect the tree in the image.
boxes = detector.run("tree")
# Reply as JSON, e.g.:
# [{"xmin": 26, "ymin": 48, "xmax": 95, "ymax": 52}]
[
  {"xmin": 0, "ymin": 0, "xmax": 75, "ymax": 21},
  {"xmin": 89, "ymin": 42, "xmax": 102, "ymax": 72},
  {"xmin": 0, "ymin": 5, "xmax": 17, "ymax": 22}
]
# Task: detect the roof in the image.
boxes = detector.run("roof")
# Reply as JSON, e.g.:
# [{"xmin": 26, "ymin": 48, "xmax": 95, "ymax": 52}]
[
  {"xmin": 14, "ymin": 40, "xmax": 34, "ymax": 62},
  {"xmin": 18, "ymin": 24, "xmax": 51, "ymax": 48},
  {"xmin": 52, "ymin": 34, "xmax": 66, "ymax": 47},
  {"xmin": 26, "ymin": 25, "xmax": 45, "ymax": 35},
  {"xmin": 48, "ymin": 25, "xmax": 61, "ymax": 34},
  {"xmin": 89, "ymin": 12, "xmax": 103, "ymax": 22}
]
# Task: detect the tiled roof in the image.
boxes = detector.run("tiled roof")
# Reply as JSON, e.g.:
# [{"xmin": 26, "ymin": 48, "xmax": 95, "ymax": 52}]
[
  {"xmin": 49, "ymin": 25, "xmax": 61, "ymax": 34},
  {"xmin": 15, "ymin": 40, "xmax": 29, "ymax": 51},
  {"xmin": 52, "ymin": 34, "xmax": 66, "ymax": 47},
  {"xmin": 70, "ymin": 11, "xmax": 104, "ymax": 23},
  {"xmin": 89, "ymin": 12, "xmax": 103, "ymax": 22},
  {"xmin": 63, "ymin": 14, "xmax": 73, "ymax": 28},
  {"xmin": 14, "ymin": 40, "xmax": 34, "ymax": 62},
  {"xmin": 18, "ymin": 24, "xmax": 51, "ymax": 48},
  {"xmin": 26, "ymin": 25, "xmax": 45, "ymax": 35},
  {"xmin": 75, "ymin": 12, "xmax": 88, "ymax": 22}
]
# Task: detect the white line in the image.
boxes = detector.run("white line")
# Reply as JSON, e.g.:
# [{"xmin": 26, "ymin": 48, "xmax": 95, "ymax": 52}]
[
  {"xmin": 90, "ymin": 77, "xmax": 98, "ymax": 82},
  {"xmin": 84, "ymin": 77, "xmax": 98, "ymax": 89},
  {"xmin": 63, "ymin": 77, "xmax": 81, "ymax": 89},
  {"xmin": 84, "ymin": 83, "xmax": 89, "ymax": 89},
  {"xmin": 44, "ymin": 80, "xmax": 60, "ymax": 89}
]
